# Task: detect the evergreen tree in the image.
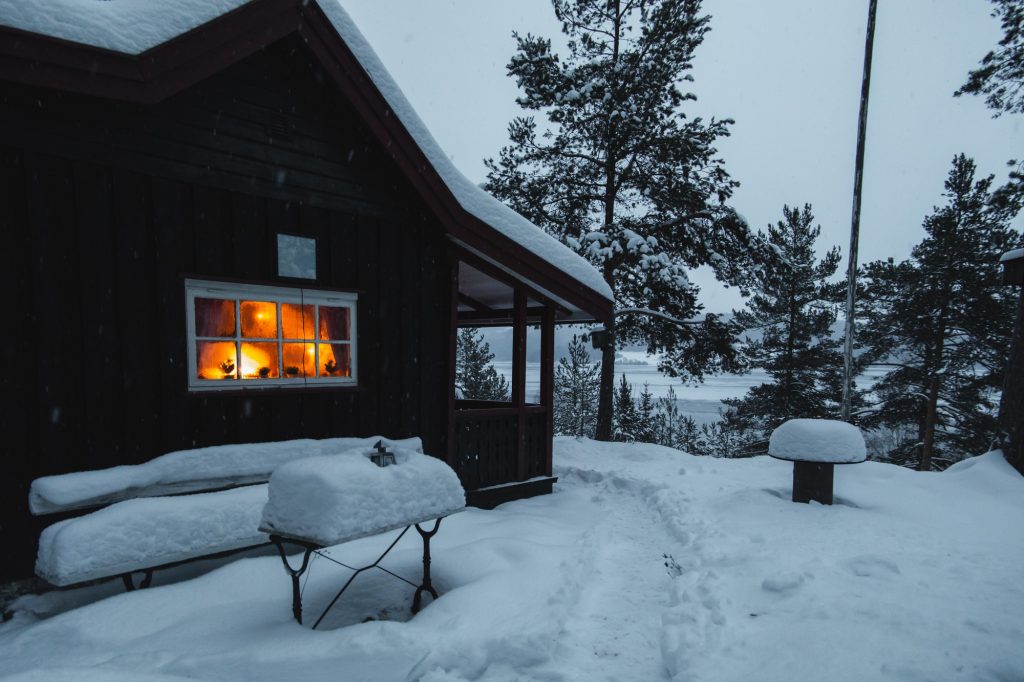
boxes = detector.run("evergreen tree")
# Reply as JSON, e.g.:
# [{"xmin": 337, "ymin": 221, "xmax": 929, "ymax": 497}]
[
  {"xmin": 486, "ymin": 0, "xmax": 778, "ymax": 440},
  {"xmin": 613, "ymin": 374, "xmax": 640, "ymax": 441},
  {"xmin": 553, "ymin": 335, "xmax": 601, "ymax": 437},
  {"xmin": 455, "ymin": 328, "xmax": 511, "ymax": 401},
  {"xmin": 723, "ymin": 204, "xmax": 850, "ymax": 448},
  {"xmin": 635, "ymin": 383, "xmax": 657, "ymax": 443},
  {"xmin": 859, "ymin": 155, "xmax": 1020, "ymax": 470},
  {"xmin": 651, "ymin": 385, "xmax": 685, "ymax": 450},
  {"xmin": 956, "ymin": 0, "xmax": 1024, "ymax": 210},
  {"xmin": 697, "ymin": 408, "xmax": 759, "ymax": 458}
]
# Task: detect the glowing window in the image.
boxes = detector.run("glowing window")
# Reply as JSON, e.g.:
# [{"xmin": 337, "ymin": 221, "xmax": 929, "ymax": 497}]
[{"xmin": 185, "ymin": 279, "xmax": 357, "ymax": 391}]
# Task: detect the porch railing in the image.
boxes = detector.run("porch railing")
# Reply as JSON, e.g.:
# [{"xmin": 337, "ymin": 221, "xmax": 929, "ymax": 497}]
[{"xmin": 452, "ymin": 401, "xmax": 548, "ymax": 491}]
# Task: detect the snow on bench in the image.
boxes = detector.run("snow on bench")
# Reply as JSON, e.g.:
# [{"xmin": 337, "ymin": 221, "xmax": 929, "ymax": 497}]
[
  {"xmin": 30, "ymin": 436, "xmax": 422, "ymax": 515},
  {"xmin": 37, "ymin": 485, "xmax": 269, "ymax": 586},
  {"xmin": 32, "ymin": 436, "xmax": 422, "ymax": 588},
  {"xmin": 260, "ymin": 446, "xmax": 466, "ymax": 546}
]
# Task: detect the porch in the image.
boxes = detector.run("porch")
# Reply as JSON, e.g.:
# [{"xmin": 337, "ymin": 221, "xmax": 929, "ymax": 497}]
[{"xmin": 446, "ymin": 249, "xmax": 570, "ymax": 508}]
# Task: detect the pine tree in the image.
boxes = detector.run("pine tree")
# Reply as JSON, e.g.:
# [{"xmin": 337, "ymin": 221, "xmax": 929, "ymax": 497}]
[
  {"xmin": 697, "ymin": 408, "xmax": 759, "ymax": 458},
  {"xmin": 723, "ymin": 204, "xmax": 850, "ymax": 447},
  {"xmin": 613, "ymin": 374, "xmax": 640, "ymax": 441},
  {"xmin": 455, "ymin": 328, "xmax": 511, "ymax": 401},
  {"xmin": 859, "ymin": 155, "xmax": 1021, "ymax": 470},
  {"xmin": 553, "ymin": 335, "xmax": 601, "ymax": 437},
  {"xmin": 486, "ymin": 0, "xmax": 778, "ymax": 440},
  {"xmin": 635, "ymin": 383, "xmax": 657, "ymax": 443},
  {"xmin": 956, "ymin": 0, "xmax": 1024, "ymax": 210}
]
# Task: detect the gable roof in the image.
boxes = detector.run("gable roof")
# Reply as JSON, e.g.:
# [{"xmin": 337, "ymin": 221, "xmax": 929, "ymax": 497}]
[{"xmin": 0, "ymin": 0, "xmax": 613, "ymax": 321}]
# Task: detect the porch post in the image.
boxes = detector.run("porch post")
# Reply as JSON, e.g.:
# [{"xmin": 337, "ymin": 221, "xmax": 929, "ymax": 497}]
[
  {"xmin": 512, "ymin": 288, "xmax": 527, "ymax": 480},
  {"xmin": 540, "ymin": 305, "xmax": 555, "ymax": 477},
  {"xmin": 446, "ymin": 257, "xmax": 460, "ymax": 469}
]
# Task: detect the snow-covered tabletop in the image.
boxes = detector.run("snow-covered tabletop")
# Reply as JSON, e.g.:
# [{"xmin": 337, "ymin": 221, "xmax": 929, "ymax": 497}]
[
  {"xmin": 260, "ymin": 446, "xmax": 465, "ymax": 547},
  {"xmin": 768, "ymin": 419, "xmax": 867, "ymax": 464}
]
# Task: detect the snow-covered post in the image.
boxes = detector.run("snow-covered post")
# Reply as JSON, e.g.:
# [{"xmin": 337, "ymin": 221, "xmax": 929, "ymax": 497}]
[
  {"xmin": 768, "ymin": 419, "xmax": 866, "ymax": 505},
  {"xmin": 998, "ymin": 249, "xmax": 1024, "ymax": 476}
]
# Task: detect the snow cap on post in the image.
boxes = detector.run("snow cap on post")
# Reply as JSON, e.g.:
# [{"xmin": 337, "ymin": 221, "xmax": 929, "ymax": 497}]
[
  {"xmin": 768, "ymin": 419, "xmax": 867, "ymax": 464},
  {"xmin": 1000, "ymin": 248, "xmax": 1024, "ymax": 286}
]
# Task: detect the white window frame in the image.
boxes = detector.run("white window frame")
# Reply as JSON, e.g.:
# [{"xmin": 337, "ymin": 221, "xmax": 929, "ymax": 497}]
[{"xmin": 185, "ymin": 278, "xmax": 358, "ymax": 392}]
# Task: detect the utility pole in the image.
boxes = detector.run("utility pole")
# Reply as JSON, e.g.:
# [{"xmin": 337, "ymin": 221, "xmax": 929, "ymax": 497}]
[{"xmin": 842, "ymin": 0, "xmax": 878, "ymax": 422}]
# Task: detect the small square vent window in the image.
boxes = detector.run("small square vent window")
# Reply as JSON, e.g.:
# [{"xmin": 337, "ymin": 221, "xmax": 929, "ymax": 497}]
[{"xmin": 277, "ymin": 233, "xmax": 316, "ymax": 280}]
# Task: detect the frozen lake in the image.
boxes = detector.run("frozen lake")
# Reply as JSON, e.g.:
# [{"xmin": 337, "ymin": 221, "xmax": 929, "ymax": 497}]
[{"xmin": 492, "ymin": 360, "xmax": 889, "ymax": 426}]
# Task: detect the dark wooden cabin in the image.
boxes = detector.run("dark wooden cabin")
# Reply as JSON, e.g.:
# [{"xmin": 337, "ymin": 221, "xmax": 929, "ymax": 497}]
[{"xmin": 0, "ymin": 0, "xmax": 612, "ymax": 582}]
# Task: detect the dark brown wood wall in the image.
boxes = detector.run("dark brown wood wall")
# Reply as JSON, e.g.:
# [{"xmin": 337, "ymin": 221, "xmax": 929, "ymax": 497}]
[{"xmin": 0, "ymin": 38, "xmax": 452, "ymax": 582}]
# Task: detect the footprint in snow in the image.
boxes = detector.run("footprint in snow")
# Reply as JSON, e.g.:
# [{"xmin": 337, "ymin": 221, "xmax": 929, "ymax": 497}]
[
  {"xmin": 845, "ymin": 555, "xmax": 901, "ymax": 578},
  {"xmin": 761, "ymin": 572, "xmax": 805, "ymax": 593}
]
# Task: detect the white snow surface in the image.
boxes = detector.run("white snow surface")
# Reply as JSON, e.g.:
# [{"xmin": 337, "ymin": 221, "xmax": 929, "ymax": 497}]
[
  {"xmin": 0, "ymin": 0, "xmax": 248, "ymax": 53},
  {"xmin": 36, "ymin": 485, "xmax": 269, "ymax": 587},
  {"xmin": 260, "ymin": 447, "xmax": 465, "ymax": 546},
  {"xmin": 4, "ymin": 439, "xmax": 1023, "ymax": 681},
  {"xmin": 1001, "ymin": 247, "xmax": 1024, "ymax": 262},
  {"xmin": 768, "ymin": 418, "xmax": 867, "ymax": 463},
  {"xmin": 0, "ymin": 0, "xmax": 614, "ymax": 306},
  {"xmin": 30, "ymin": 435, "xmax": 421, "ymax": 513}
]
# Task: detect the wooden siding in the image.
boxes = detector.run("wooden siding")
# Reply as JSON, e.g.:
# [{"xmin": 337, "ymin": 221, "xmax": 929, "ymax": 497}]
[{"xmin": 0, "ymin": 38, "xmax": 452, "ymax": 582}]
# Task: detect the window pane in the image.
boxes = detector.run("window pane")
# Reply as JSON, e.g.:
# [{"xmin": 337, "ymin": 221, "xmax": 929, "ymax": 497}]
[
  {"xmin": 318, "ymin": 306, "xmax": 350, "ymax": 341},
  {"xmin": 281, "ymin": 303, "xmax": 315, "ymax": 340},
  {"xmin": 195, "ymin": 298, "xmax": 235, "ymax": 337},
  {"xmin": 240, "ymin": 342, "xmax": 280, "ymax": 379},
  {"xmin": 282, "ymin": 342, "xmax": 316, "ymax": 378},
  {"xmin": 240, "ymin": 300, "xmax": 277, "ymax": 339},
  {"xmin": 319, "ymin": 344, "xmax": 351, "ymax": 377},
  {"xmin": 196, "ymin": 341, "xmax": 238, "ymax": 380}
]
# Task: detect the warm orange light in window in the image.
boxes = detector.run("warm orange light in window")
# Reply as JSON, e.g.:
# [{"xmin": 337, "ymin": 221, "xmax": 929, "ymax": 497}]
[
  {"xmin": 240, "ymin": 342, "xmax": 279, "ymax": 379},
  {"xmin": 197, "ymin": 341, "xmax": 238, "ymax": 380}
]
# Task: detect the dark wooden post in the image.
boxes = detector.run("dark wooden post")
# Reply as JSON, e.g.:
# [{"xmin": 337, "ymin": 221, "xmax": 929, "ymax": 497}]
[
  {"xmin": 446, "ymin": 257, "xmax": 460, "ymax": 470},
  {"xmin": 512, "ymin": 288, "xmax": 528, "ymax": 480},
  {"xmin": 540, "ymin": 305, "xmax": 555, "ymax": 477},
  {"xmin": 792, "ymin": 462, "xmax": 835, "ymax": 505},
  {"xmin": 999, "ymin": 251, "xmax": 1024, "ymax": 475}
]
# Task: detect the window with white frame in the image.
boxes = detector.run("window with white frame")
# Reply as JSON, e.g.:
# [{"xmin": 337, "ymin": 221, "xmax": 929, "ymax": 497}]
[{"xmin": 185, "ymin": 279, "xmax": 357, "ymax": 390}]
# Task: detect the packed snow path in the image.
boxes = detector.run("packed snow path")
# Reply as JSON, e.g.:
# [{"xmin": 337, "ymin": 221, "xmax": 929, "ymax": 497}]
[
  {"xmin": 2, "ymin": 438, "xmax": 1023, "ymax": 681},
  {"xmin": 534, "ymin": 471, "xmax": 687, "ymax": 681}
]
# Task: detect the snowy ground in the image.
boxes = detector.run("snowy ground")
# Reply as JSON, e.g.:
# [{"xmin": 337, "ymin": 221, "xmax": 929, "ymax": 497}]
[{"xmin": 2, "ymin": 438, "xmax": 1023, "ymax": 681}]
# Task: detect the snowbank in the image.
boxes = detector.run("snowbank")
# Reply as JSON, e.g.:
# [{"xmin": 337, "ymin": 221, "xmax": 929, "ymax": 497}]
[
  {"xmin": 768, "ymin": 418, "xmax": 866, "ymax": 463},
  {"xmin": 29, "ymin": 436, "xmax": 421, "ymax": 514},
  {"xmin": 36, "ymin": 485, "xmax": 268, "ymax": 586},
  {"xmin": 5, "ymin": 440, "xmax": 1023, "ymax": 682},
  {"xmin": 260, "ymin": 447, "xmax": 465, "ymax": 546},
  {"xmin": 0, "ymin": 0, "xmax": 613, "ymax": 306}
]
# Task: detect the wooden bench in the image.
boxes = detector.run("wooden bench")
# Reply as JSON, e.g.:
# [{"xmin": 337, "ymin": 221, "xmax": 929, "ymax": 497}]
[{"xmin": 30, "ymin": 436, "xmax": 422, "ymax": 590}]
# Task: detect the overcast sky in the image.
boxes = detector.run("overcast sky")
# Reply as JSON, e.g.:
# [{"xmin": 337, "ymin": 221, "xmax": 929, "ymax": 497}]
[{"xmin": 344, "ymin": 0, "xmax": 1024, "ymax": 312}]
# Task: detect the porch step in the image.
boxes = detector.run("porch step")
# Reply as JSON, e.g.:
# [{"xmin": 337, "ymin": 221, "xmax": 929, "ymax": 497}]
[{"xmin": 466, "ymin": 477, "xmax": 557, "ymax": 510}]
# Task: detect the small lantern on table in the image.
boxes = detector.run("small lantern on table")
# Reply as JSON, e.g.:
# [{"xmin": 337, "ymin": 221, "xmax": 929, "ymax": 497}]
[{"xmin": 370, "ymin": 440, "xmax": 396, "ymax": 467}]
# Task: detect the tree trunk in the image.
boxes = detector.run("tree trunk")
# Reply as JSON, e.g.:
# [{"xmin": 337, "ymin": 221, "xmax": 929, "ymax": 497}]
[
  {"xmin": 596, "ymin": 320, "xmax": 616, "ymax": 441},
  {"xmin": 999, "ymin": 289, "xmax": 1024, "ymax": 475},
  {"xmin": 918, "ymin": 375, "xmax": 941, "ymax": 472}
]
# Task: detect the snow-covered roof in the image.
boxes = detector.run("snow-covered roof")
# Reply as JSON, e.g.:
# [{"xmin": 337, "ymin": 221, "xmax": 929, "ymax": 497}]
[
  {"xmin": 1000, "ymin": 247, "xmax": 1024, "ymax": 263},
  {"xmin": 0, "ymin": 0, "xmax": 613, "ymax": 305}
]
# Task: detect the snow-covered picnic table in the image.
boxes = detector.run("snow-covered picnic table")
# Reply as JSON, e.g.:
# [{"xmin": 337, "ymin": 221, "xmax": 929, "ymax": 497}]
[
  {"xmin": 260, "ymin": 444, "xmax": 465, "ymax": 627},
  {"xmin": 768, "ymin": 419, "xmax": 866, "ymax": 504},
  {"xmin": 31, "ymin": 436, "xmax": 423, "ymax": 588}
]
